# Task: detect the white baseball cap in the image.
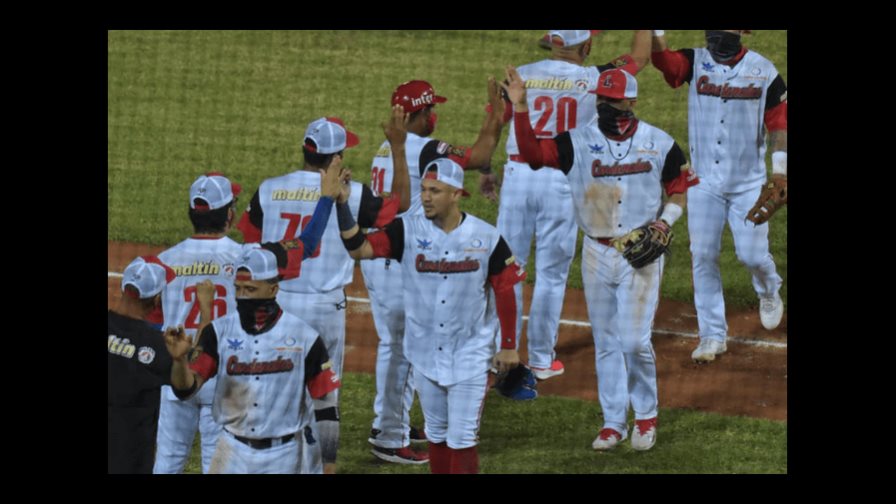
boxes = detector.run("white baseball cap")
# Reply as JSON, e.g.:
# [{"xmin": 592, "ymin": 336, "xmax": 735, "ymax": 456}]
[
  {"xmin": 594, "ymin": 68, "xmax": 638, "ymax": 100},
  {"xmin": 121, "ymin": 256, "xmax": 175, "ymax": 299},
  {"xmin": 235, "ymin": 247, "xmax": 280, "ymax": 281},
  {"xmin": 547, "ymin": 30, "xmax": 600, "ymax": 47},
  {"xmin": 189, "ymin": 172, "xmax": 242, "ymax": 211},
  {"xmin": 303, "ymin": 117, "xmax": 360, "ymax": 155},
  {"xmin": 422, "ymin": 157, "xmax": 470, "ymax": 197}
]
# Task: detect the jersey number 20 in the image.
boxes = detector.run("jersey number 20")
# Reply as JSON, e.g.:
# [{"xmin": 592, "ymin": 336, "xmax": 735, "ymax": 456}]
[
  {"xmin": 533, "ymin": 96, "xmax": 577, "ymax": 137},
  {"xmin": 184, "ymin": 284, "xmax": 228, "ymax": 329}
]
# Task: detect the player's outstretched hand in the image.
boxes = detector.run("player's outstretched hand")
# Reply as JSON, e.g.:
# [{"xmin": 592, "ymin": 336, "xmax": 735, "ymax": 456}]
[
  {"xmin": 479, "ymin": 172, "xmax": 499, "ymax": 202},
  {"xmin": 487, "ymin": 76, "xmax": 504, "ymax": 115},
  {"xmin": 382, "ymin": 104, "xmax": 408, "ymax": 147},
  {"xmin": 320, "ymin": 155, "xmax": 343, "ymax": 200},
  {"xmin": 494, "ymin": 349, "xmax": 520, "ymax": 374},
  {"xmin": 500, "ymin": 66, "xmax": 527, "ymax": 107},
  {"xmin": 164, "ymin": 325, "xmax": 192, "ymax": 361}
]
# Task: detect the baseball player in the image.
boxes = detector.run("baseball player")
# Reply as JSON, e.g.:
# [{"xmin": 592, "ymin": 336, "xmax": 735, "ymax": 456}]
[
  {"xmin": 237, "ymin": 112, "xmax": 412, "ymax": 473},
  {"xmin": 340, "ymin": 157, "xmax": 525, "ymax": 474},
  {"xmin": 495, "ymin": 30, "xmax": 651, "ymax": 388},
  {"xmin": 650, "ymin": 30, "xmax": 787, "ymax": 362},
  {"xmin": 361, "ymin": 78, "xmax": 506, "ymax": 463},
  {"xmin": 152, "ymin": 173, "xmax": 245, "ymax": 474},
  {"xmin": 164, "ymin": 248, "xmax": 341, "ymax": 474},
  {"xmin": 504, "ymin": 66, "xmax": 699, "ymax": 451},
  {"xmin": 109, "ymin": 255, "xmax": 175, "ymax": 473}
]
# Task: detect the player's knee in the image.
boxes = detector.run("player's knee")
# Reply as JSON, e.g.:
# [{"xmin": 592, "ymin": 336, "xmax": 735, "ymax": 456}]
[
  {"xmin": 735, "ymin": 249, "xmax": 770, "ymax": 270},
  {"xmin": 690, "ymin": 246, "xmax": 721, "ymax": 266}
]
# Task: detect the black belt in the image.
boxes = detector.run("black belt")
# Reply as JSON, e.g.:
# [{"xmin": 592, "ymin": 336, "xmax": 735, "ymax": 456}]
[{"xmin": 228, "ymin": 430, "xmax": 296, "ymax": 450}]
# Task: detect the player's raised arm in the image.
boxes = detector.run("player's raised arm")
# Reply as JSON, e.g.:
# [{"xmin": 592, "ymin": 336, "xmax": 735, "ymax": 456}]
[
  {"xmin": 383, "ymin": 104, "xmax": 411, "ymax": 212},
  {"xmin": 465, "ymin": 77, "xmax": 509, "ymax": 170},
  {"xmin": 501, "ymin": 66, "xmax": 564, "ymax": 170}
]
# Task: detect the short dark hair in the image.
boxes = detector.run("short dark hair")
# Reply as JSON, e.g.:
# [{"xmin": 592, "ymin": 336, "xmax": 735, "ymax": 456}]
[
  {"xmin": 236, "ymin": 267, "xmax": 281, "ymax": 284},
  {"xmin": 188, "ymin": 199, "xmax": 232, "ymax": 234},
  {"xmin": 302, "ymin": 139, "xmax": 342, "ymax": 168},
  {"xmin": 408, "ymin": 106, "xmax": 430, "ymax": 124},
  {"xmin": 123, "ymin": 284, "xmax": 158, "ymax": 309}
]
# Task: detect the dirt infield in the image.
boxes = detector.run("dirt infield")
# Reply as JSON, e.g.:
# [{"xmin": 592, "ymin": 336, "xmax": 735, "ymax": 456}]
[{"xmin": 108, "ymin": 241, "xmax": 787, "ymax": 422}]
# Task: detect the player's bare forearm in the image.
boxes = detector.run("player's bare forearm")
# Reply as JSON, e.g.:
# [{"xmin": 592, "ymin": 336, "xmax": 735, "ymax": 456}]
[
  {"xmin": 667, "ymin": 192, "xmax": 686, "ymax": 211},
  {"xmin": 631, "ymin": 30, "xmax": 652, "ymax": 70},
  {"xmin": 391, "ymin": 145, "xmax": 411, "ymax": 212},
  {"xmin": 467, "ymin": 78, "xmax": 507, "ymax": 169},
  {"xmin": 769, "ymin": 130, "xmax": 787, "ymax": 154},
  {"xmin": 195, "ymin": 280, "xmax": 214, "ymax": 338}
]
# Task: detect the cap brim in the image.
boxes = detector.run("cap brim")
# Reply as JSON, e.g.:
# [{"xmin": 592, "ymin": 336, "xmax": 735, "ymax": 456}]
[
  {"xmin": 345, "ymin": 131, "xmax": 360, "ymax": 149},
  {"xmin": 433, "ymin": 96, "xmax": 447, "ymax": 104},
  {"xmin": 231, "ymin": 182, "xmax": 242, "ymax": 197}
]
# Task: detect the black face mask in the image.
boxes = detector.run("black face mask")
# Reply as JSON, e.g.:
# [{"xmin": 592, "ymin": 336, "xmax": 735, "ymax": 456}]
[
  {"xmin": 597, "ymin": 102, "xmax": 637, "ymax": 139},
  {"xmin": 236, "ymin": 297, "xmax": 280, "ymax": 334},
  {"xmin": 705, "ymin": 30, "xmax": 742, "ymax": 63}
]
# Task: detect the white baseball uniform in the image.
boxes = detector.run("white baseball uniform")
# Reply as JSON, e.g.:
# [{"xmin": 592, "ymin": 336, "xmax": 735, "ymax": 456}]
[
  {"xmin": 361, "ymin": 132, "xmax": 469, "ymax": 449},
  {"xmin": 497, "ymin": 56, "xmax": 639, "ymax": 370},
  {"xmin": 364, "ymin": 213, "xmax": 524, "ymax": 449},
  {"xmin": 513, "ymin": 109, "xmax": 696, "ymax": 436},
  {"xmin": 656, "ymin": 46, "xmax": 786, "ymax": 344},
  {"xmin": 187, "ymin": 309, "xmax": 339, "ymax": 474},
  {"xmin": 153, "ymin": 236, "xmax": 245, "ymax": 474},
  {"xmin": 240, "ymin": 169, "xmax": 400, "ymax": 466}
]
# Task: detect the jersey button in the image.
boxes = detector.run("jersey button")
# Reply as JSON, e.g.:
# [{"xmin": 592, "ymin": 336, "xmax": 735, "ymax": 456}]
[
  {"xmin": 255, "ymin": 351, "xmax": 259, "ymax": 355},
  {"xmin": 720, "ymin": 120, "xmax": 725, "ymax": 124},
  {"xmin": 617, "ymin": 177, "xmax": 622, "ymax": 181},
  {"xmin": 715, "ymin": 160, "xmax": 719, "ymax": 164},
  {"xmin": 254, "ymin": 403, "xmax": 258, "ymax": 407},
  {"xmin": 618, "ymin": 224, "xmax": 622, "ymax": 228},
  {"xmin": 255, "ymin": 376, "xmax": 260, "ymax": 380},
  {"xmin": 617, "ymin": 200, "xmax": 622, "ymax": 204},
  {"xmin": 438, "ymin": 347, "xmax": 443, "ymax": 351},
  {"xmin": 441, "ymin": 300, "xmax": 446, "ymax": 304},
  {"xmin": 445, "ymin": 251, "xmax": 449, "ymax": 255},
  {"xmin": 440, "ymin": 323, "xmax": 444, "ymax": 327},
  {"xmin": 251, "ymin": 428, "xmax": 255, "ymax": 432},
  {"xmin": 717, "ymin": 141, "xmax": 721, "ymax": 145},
  {"xmin": 443, "ymin": 275, "xmax": 448, "ymax": 279}
]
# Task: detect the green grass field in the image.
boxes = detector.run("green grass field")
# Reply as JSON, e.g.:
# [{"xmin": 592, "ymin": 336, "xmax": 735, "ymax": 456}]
[
  {"xmin": 181, "ymin": 372, "xmax": 786, "ymax": 474},
  {"xmin": 108, "ymin": 30, "xmax": 787, "ymax": 308}
]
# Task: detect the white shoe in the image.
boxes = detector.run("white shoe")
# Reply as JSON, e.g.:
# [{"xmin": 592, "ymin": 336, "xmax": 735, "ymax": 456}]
[
  {"xmin": 691, "ymin": 339, "xmax": 727, "ymax": 363},
  {"xmin": 592, "ymin": 428, "xmax": 626, "ymax": 451},
  {"xmin": 631, "ymin": 418, "xmax": 657, "ymax": 451},
  {"xmin": 759, "ymin": 293, "xmax": 784, "ymax": 330}
]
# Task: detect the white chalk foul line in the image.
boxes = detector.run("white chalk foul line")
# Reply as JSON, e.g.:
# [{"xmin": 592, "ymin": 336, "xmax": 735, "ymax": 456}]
[{"xmin": 108, "ymin": 275, "xmax": 785, "ymax": 349}]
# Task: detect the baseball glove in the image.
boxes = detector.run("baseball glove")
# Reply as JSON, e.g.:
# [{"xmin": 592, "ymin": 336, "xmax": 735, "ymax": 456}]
[
  {"xmin": 746, "ymin": 175, "xmax": 787, "ymax": 225},
  {"xmin": 493, "ymin": 364, "xmax": 537, "ymax": 400},
  {"xmin": 612, "ymin": 219, "xmax": 673, "ymax": 269}
]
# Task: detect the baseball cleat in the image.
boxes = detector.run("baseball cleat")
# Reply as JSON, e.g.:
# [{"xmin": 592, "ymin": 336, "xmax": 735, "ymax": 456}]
[
  {"xmin": 531, "ymin": 359, "xmax": 565, "ymax": 380},
  {"xmin": 691, "ymin": 339, "xmax": 727, "ymax": 363},
  {"xmin": 631, "ymin": 417, "xmax": 657, "ymax": 451},
  {"xmin": 759, "ymin": 293, "xmax": 783, "ymax": 330},
  {"xmin": 371, "ymin": 445, "xmax": 430, "ymax": 465},
  {"xmin": 592, "ymin": 428, "xmax": 626, "ymax": 451}
]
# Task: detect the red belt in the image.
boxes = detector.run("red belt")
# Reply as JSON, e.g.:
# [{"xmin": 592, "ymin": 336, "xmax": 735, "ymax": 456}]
[
  {"xmin": 589, "ymin": 236, "xmax": 614, "ymax": 246},
  {"xmin": 509, "ymin": 154, "xmax": 526, "ymax": 163}
]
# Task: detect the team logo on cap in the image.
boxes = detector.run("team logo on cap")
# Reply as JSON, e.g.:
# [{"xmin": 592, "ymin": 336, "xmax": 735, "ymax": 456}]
[{"xmin": 137, "ymin": 346, "xmax": 156, "ymax": 364}]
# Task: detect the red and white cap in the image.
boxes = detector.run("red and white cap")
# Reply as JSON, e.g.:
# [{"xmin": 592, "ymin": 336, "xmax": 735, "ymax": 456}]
[
  {"xmin": 422, "ymin": 157, "xmax": 469, "ymax": 197},
  {"xmin": 594, "ymin": 68, "xmax": 638, "ymax": 100},
  {"xmin": 189, "ymin": 172, "xmax": 242, "ymax": 211},
  {"xmin": 121, "ymin": 255, "xmax": 175, "ymax": 299},
  {"xmin": 303, "ymin": 117, "xmax": 360, "ymax": 155},
  {"xmin": 235, "ymin": 247, "xmax": 279, "ymax": 282},
  {"xmin": 391, "ymin": 80, "xmax": 447, "ymax": 114},
  {"xmin": 547, "ymin": 30, "xmax": 601, "ymax": 47}
]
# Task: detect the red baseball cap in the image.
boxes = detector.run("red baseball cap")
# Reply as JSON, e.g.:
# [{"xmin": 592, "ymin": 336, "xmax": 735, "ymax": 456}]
[
  {"xmin": 592, "ymin": 68, "xmax": 638, "ymax": 100},
  {"xmin": 391, "ymin": 80, "xmax": 447, "ymax": 114}
]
